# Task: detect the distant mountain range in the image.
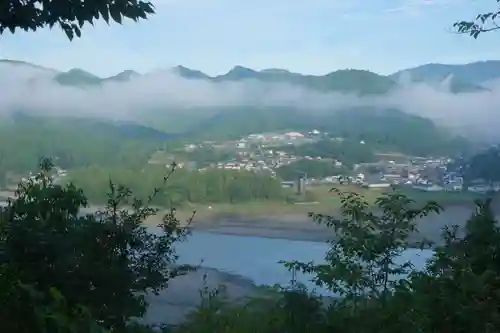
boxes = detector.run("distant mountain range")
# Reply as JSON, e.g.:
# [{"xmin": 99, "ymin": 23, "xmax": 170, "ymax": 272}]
[
  {"xmin": 2, "ymin": 58, "xmax": 500, "ymax": 148},
  {"xmin": 3, "ymin": 59, "xmax": 500, "ymax": 94}
]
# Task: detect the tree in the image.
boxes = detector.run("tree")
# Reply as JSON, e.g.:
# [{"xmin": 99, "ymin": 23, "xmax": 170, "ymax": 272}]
[
  {"xmin": 282, "ymin": 188, "xmax": 441, "ymax": 332},
  {"xmin": 0, "ymin": 159, "xmax": 192, "ymax": 331},
  {"xmin": 392, "ymin": 199, "xmax": 500, "ymax": 333},
  {"xmin": 462, "ymin": 146, "xmax": 500, "ymax": 185},
  {"xmin": 0, "ymin": 0, "xmax": 155, "ymax": 40},
  {"xmin": 454, "ymin": 0, "xmax": 500, "ymax": 38}
]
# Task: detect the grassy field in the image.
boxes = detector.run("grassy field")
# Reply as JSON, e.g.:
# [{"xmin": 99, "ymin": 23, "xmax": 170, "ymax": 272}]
[
  {"xmin": 169, "ymin": 185, "xmax": 485, "ymax": 222},
  {"xmin": 392, "ymin": 187, "xmax": 484, "ymax": 205},
  {"xmin": 171, "ymin": 184, "xmax": 388, "ymax": 221}
]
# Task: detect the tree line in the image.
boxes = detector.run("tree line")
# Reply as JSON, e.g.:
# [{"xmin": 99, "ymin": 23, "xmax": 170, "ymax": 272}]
[{"xmin": 69, "ymin": 165, "xmax": 285, "ymax": 206}]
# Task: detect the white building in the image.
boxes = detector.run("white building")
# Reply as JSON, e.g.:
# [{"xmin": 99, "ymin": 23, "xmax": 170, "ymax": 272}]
[{"xmin": 284, "ymin": 132, "xmax": 304, "ymax": 138}]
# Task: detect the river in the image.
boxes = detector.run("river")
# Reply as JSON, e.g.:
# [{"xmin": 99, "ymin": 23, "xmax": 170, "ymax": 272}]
[
  {"xmin": 174, "ymin": 231, "xmax": 434, "ymax": 292},
  {"xmin": 143, "ymin": 229, "xmax": 435, "ymax": 325},
  {"xmin": 144, "ymin": 203, "xmax": 494, "ymax": 325}
]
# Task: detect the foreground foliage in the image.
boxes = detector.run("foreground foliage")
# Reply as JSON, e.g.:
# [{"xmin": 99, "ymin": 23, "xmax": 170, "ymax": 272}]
[
  {"xmin": 2, "ymin": 161, "xmax": 500, "ymax": 333},
  {"xmin": 177, "ymin": 189, "xmax": 500, "ymax": 333},
  {"xmin": 0, "ymin": 0, "xmax": 154, "ymax": 40},
  {"xmin": 454, "ymin": 0, "xmax": 500, "ymax": 38},
  {"xmin": 0, "ymin": 159, "xmax": 190, "ymax": 332}
]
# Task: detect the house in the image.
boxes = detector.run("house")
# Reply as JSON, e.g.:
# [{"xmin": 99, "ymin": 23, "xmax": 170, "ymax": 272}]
[
  {"xmin": 382, "ymin": 174, "xmax": 402, "ymax": 182},
  {"xmin": 284, "ymin": 132, "xmax": 304, "ymax": 138},
  {"xmin": 367, "ymin": 183, "xmax": 392, "ymax": 188},
  {"xmin": 281, "ymin": 181, "xmax": 295, "ymax": 188},
  {"xmin": 468, "ymin": 185, "xmax": 491, "ymax": 193},
  {"xmin": 413, "ymin": 184, "xmax": 444, "ymax": 192},
  {"xmin": 363, "ymin": 174, "xmax": 392, "ymax": 188}
]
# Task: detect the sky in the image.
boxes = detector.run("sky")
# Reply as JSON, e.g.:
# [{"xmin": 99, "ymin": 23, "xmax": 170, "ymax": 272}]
[{"xmin": 1, "ymin": 0, "xmax": 499, "ymax": 77}]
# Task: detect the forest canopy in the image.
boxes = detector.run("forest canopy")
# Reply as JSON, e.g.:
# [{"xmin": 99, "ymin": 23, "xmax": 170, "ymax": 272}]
[{"xmin": 68, "ymin": 166, "xmax": 285, "ymax": 206}]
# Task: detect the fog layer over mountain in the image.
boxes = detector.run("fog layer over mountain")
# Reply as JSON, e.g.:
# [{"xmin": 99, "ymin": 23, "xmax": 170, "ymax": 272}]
[{"xmin": 1, "ymin": 62, "xmax": 498, "ymax": 141}]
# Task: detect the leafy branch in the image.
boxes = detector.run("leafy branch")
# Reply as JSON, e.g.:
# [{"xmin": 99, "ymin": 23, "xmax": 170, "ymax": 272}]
[{"xmin": 454, "ymin": 1, "xmax": 500, "ymax": 38}]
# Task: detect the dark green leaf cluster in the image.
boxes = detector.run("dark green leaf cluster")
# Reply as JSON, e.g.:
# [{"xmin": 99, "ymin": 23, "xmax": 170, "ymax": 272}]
[
  {"xmin": 0, "ymin": 0, "xmax": 155, "ymax": 40},
  {"xmin": 284, "ymin": 189, "xmax": 441, "ymax": 298},
  {"xmin": 462, "ymin": 145, "xmax": 500, "ymax": 184},
  {"xmin": 454, "ymin": 0, "xmax": 500, "ymax": 38},
  {"xmin": 0, "ymin": 159, "xmax": 190, "ymax": 332}
]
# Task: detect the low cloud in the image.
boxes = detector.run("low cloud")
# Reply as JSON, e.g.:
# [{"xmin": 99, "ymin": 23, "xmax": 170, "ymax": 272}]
[{"xmin": 1, "ymin": 62, "xmax": 499, "ymax": 141}]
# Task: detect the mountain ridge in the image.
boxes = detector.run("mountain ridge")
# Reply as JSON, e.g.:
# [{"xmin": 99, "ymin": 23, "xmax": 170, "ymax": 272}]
[
  {"xmin": 0, "ymin": 58, "xmax": 485, "ymax": 153},
  {"xmin": 4, "ymin": 58, "xmax": 500, "ymax": 94},
  {"xmin": 4, "ymin": 58, "xmax": 500, "ymax": 82}
]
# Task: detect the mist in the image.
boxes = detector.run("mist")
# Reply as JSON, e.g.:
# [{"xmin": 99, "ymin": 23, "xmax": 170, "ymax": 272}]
[{"xmin": 1, "ymin": 62, "xmax": 499, "ymax": 141}]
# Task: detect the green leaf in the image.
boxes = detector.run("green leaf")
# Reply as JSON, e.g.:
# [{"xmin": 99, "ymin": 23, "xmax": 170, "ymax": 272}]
[
  {"xmin": 100, "ymin": 6, "xmax": 110, "ymax": 24},
  {"xmin": 110, "ymin": 5, "xmax": 123, "ymax": 24},
  {"xmin": 64, "ymin": 28, "xmax": 74, "ymax": 41}
]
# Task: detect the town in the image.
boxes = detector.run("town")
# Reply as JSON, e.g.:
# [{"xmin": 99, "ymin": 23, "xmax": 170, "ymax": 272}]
[{"xmin": 149, "ymin": 129, "xmax": 496, "ymax": 196}]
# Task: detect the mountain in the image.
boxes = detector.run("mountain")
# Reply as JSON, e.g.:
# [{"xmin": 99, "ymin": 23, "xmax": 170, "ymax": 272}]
[
  {"xmin": 172, "ymin": 65, "xmax": 209, "ymax": 79},
  {"xmin": 5, "ymin": 58, "xmax": 500, "ymax": 95},
  {"xmin": 210, "ymin": 66, "xmax": 396, "ymax": 95},
  {"xmin": 185, "ymin": 106, "xmax": 472, "ymax": 156},
  {"xmin": 54, "ymin": 69, "xmax": 102, "ymax": 86},
  {"xmin": 1, "ymin": 59, "xmax": 396, "ymax": 95},
  {"xmin": 391, "ymin": 60, "xmax": 500, "ymax": 84},
  {"xmin": 0, "ymin": 59, "xmax": 57, "ymax": 72},
  {"xmin": 54, "ymin": 68, "xmax": 142, "ymax": 86},
  {"xmin": 104, "ymin": 70, "xmax": 140, "ymax": 82},
  {"xmin": 390, "ymin": 60, "xmax": 500, "ymax": 92},
  {"xmin": 0, "ymin": 58, "xmax": 497, "ymax": 148},
  {"xmin": 0, "ymin": 113, "xmax": 176, "ymax": 172},
  {"xmin": 10, "ymin": 113, "xmax": 175, "ymax": 141}
]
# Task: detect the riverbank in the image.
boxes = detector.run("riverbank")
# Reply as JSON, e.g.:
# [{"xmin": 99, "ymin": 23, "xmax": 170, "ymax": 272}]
[
  {"xmin": 77, "ymin": 190, "xmax": 495, "ymax": 245},
  {"xmin": 182, "ymin": 203, "xmax": 490, "ymax": 245},
  {"xmin": 142, "ymin": 266, "xmax": 273, "ymax": 326}
]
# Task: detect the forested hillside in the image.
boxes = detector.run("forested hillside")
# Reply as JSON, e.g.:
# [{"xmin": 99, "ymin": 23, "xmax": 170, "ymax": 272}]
[
  {"xmin": 187, "ymin": 107, "xmax": 472, "ymax": 156},
  {"xmin": 0, "ymin": 107, "xmax": 471, "ymax": 189},
  {"xmin": 0, "ymin": 114, "xmax": 174, "ymax": 174}
]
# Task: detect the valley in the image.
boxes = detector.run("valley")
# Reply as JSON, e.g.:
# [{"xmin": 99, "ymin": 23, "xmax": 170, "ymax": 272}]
[
  {"xmin": 4, "ymin": 1, "xmax": 500, "ymax": 332},
  {"xmin": 0, "ymin": 58, "xmax": 496, "ymax": 226}
]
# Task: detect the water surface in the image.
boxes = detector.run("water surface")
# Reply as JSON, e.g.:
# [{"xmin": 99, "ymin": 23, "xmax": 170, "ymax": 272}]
[{"xmin": 173, "ymin": 231, "xmax": 434, "ymax": 295}]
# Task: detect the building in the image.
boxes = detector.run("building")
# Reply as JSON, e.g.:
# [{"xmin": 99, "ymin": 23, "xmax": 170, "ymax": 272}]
[
  {"xmin": 413, "ymin": 184, "xmax": 444, "ymax": 192},
  {"xmin": 284, "ymin": 132, "xmax": 304, "ymax": 138}
]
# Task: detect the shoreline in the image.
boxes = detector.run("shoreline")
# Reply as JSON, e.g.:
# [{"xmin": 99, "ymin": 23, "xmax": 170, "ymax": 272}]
[
  {"xmin": 143, "ymin": 266, "xmax": 271, "ymax": 326},
  {"xmin": 80, "ymin": 201, "xmax": 491, "ymax": 245},
  {"xmin": 182, "ymin": 202, "xmax": 493, "ymax": 246}
]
